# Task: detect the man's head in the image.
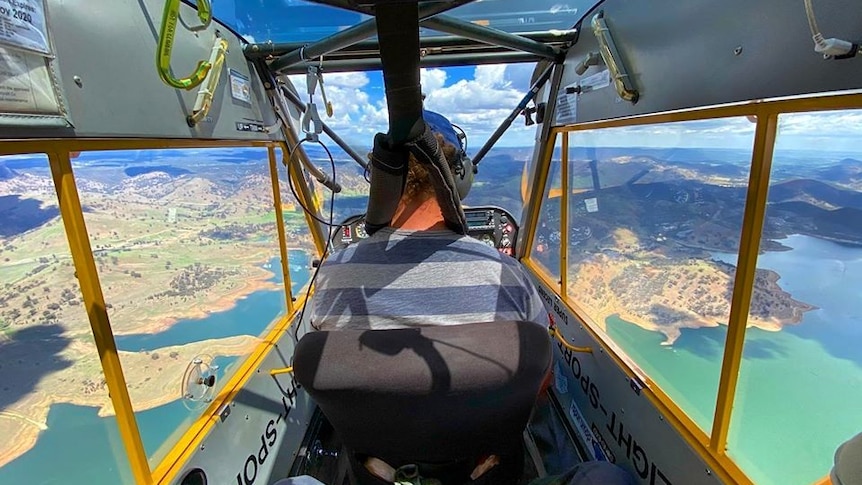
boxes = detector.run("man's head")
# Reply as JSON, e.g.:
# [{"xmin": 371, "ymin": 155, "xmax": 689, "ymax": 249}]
[
  {"xmin": 403, "ymin": 132, "xmax": 458, "ymax": 202},
  {"xmin": 402, "ymin": 110, "xmax": 472, "ymax": 203}
]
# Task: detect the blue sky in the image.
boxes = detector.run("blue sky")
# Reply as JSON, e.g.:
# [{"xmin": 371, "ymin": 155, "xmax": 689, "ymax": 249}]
[
  {"xmin": 286, "ymin": 63, "xmax": 541, "ymax": 150},
  {"xmin": 204, "ymin": 0, "xmax": 862, "ymax": 154}
]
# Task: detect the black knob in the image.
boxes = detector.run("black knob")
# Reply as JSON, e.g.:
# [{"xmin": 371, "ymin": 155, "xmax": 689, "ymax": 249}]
[{"xmin": 204, "ymin": 375, "xmax": 216, "ymax": 387}]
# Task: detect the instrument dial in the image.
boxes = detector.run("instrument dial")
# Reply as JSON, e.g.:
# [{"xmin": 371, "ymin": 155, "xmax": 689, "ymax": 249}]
[{"xmin": 355, "ymin": 222, "xmax": 367, "ymax": 239}]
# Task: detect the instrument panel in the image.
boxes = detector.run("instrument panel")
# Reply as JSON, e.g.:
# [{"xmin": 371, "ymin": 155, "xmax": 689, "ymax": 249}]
[{"xmin": 331, "ymin": 206, "xmax": 519, "ymax": 256}]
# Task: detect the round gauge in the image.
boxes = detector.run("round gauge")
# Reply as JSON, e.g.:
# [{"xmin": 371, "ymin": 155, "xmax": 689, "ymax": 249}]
[
  {"xmin": 355, "ymin": 222, "xmax": 367, "ymax": 239},
  {"xmin": 481, "ymin": 234, "xmax": 495, "ymax": 247}
]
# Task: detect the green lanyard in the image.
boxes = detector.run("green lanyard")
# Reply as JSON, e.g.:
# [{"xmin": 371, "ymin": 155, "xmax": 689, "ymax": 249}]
[{"xmin": 156, "ymin": 0, "xmax": 213, "ymax": 90}]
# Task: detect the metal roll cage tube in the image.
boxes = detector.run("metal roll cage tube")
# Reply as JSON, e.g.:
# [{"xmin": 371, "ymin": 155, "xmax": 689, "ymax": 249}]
[
  {"xmin": 271, "ymin": 86, "xmax": 343, "ymax": 194},
  {"xmin": 471, "ymin": 62, "xmax": 556, "ymax": 166},
  {"xmin": 275, "ymin": 51, "xmax": 543, "ymax": 75},
  {"xmin": 268, "ymin": 0, "xmax": 474, "ymax": 73},
  {"xmin": 421, "ymin": 15, "xmax": 561, "ymax": 60},
  {"xmin": 279, "ymin": 84, "xmax": 369, "ymax": 172},
  {"xmin": 243, "ymin": 30, "xmax": 579, "ymax": 59}
]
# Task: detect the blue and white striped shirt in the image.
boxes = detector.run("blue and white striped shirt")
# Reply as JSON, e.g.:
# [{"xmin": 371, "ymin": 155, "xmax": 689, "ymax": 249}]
[{"xmin": 311, "ymin": 227, "xmax": 548, "ymax": 330}]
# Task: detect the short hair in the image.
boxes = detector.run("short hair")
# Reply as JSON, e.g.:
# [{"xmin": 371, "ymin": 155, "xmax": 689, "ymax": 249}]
[{"xmin": 402, "ymin": 133, "xmax": 458, "ymax": 202}]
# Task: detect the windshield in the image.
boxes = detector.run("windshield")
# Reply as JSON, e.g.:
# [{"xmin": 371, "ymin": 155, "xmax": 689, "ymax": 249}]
[
  {"xmin": 210, "ymin": 0, "xmax": 590, "ymax": 43},
  {"xmin": 301, "ymin": 64, "xmax": 540, "ymax": 224}
]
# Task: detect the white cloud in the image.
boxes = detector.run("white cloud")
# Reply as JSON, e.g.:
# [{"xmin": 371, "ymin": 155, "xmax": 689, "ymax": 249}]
[
  {"xmin": 422, "ymin": 64, "xmax": 538, "ymax": 148},
  {"xmin": 420, "ymin": 68, "xmax": 447, "ymax": 95},
  {"xmin": 285, "ymin": 71, "xmax": 388, "ymax": 144},
  {"xmin": 284, "ymin": 63, "xmax": 543, "ymax": 149}
]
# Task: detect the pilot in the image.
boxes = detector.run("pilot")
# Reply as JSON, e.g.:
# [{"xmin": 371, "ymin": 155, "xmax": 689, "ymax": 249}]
[{"xmin": 310, "ymin": 109, "xmax": 548, "ymax": 332}]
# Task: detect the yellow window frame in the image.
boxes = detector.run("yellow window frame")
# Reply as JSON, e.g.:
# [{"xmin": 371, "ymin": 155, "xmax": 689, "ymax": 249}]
[
  {"xmin": 521, "ymin": 91, "xmax": 862, "ymax": 485},
  {"xmin": 0, "ymin": 137, "xmax": 328, "ymax": 484}
]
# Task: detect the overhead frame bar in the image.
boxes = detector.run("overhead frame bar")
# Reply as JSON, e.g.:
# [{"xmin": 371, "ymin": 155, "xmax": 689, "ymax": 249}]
[
  {"xmin": 244, "ymin": 29, "xmax": 578, "ymax": 59},
  {"xmin": 421, "ymin": 15, "xmax": 560, "ymax": 60},
  {"xmin": 269, "ymin": 0, "xmax": 474, "ymax": 73},
  {"xmin": 278, "ymin": 51, "xmax": 541, "ymax": 75}
]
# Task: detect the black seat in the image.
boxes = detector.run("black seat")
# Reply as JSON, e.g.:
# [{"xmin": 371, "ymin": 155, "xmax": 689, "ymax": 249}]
[{"xmin": 293, "ymin": 320, "xmax": 552, "ymax": 484}]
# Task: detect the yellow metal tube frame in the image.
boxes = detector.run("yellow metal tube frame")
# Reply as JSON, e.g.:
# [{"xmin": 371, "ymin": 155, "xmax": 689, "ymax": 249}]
[
  {"xmin": 524, "ymin": 92, "xmax": 862, "ymax": 485},
  {"xmin": 560, "ymin": 132, "xmax": 569, "ymax": 293},
  {"xmin": 0, "ymin": 138, "xmax": 329, "ymax": 485},
  {"xmin": 710, "ymin": 113, "xmax": 778, "ymax": 451},
  {"xmin": 268, "ymin": 145, "xmax": 295, "ymax": 314},
  {"xmin": 157, "ymin": 0, "xmax": 213, "ymax": 90},
  {"xmin": 270, "ymin": 366, "xmax": 294, "ymax": 376},
  {"xmin": 47, "ymin": 151, "xmax": 152, "ymax": 484}
]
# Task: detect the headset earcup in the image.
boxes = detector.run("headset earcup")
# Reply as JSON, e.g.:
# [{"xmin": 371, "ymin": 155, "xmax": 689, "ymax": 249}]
[{"xmin": 456, "ymin": 155, "xmax": 475, "ymax": 200}]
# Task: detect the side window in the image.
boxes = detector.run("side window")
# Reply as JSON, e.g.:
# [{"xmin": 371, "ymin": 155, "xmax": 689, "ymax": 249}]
[
  {"xmin": 727, "ymin": 110, "xmax": 862, "ymax": 485},
  {"xmin": 564, "ymin": 118, "xmax": 757, "ymax": 433},
  {"xmin": 0, "ymin": 154, "xmax": 136, "ymax": 483},
  {"xmin": 530, "ymin": 134, "xmax": 562, "ymax": 284},
  {"xmin": 70, "ymin": 147, "xmax": 309, "ymax": 466}
]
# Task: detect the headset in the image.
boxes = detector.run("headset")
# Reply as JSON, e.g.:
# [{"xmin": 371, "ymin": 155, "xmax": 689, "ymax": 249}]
[{"xmin": 422, "ymin": 109, "xmax": 475, "ymax": 201}]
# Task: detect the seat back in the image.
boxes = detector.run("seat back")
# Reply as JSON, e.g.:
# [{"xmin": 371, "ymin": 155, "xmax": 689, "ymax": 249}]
[{"xmin": 293, "ymin": 321, "xmax": 552, "ymax": 464}]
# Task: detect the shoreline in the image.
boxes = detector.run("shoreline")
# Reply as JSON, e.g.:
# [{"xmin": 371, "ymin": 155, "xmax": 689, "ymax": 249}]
[
  {"xmin": 0, "ymin": 335, "xmax": 259, "ymax": 467},
  {"xmin": 111, "ymin": 250, "xmax": 309, "ymax": 338},
  {"xmin": 569, "ymin": 252, "xmax": 816, "ymax": 346}
]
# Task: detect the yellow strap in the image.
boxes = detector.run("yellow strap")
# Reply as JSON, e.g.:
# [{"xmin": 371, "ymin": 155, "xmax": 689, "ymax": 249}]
[{"xmin": 551, "ymin": 326, "xmax": 592, "ymax": 353}]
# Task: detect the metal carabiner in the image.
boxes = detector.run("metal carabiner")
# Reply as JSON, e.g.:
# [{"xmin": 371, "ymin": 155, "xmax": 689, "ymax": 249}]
[{"xmin": 156, "ymin": 0, "xmax": 214, "ymax": 90}]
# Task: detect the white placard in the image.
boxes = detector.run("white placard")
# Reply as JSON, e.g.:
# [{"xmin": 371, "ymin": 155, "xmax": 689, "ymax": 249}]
[
  {"xmin": 0, "ymin": 0, "xmax": 49, "ymax": 55},
  {"xmin": 0, "ymin": 45, "xmax": 59, "ymax": 113},
  {"xmin": 580, "ymin": 69, "xmax": 611, "ymax": 92},
  {"xmin": 230, "ymin": 69, "xmax": 251, "ymax": 104},
  {"xmin": 585, "ymin": 197, "xmax": 599, "ymax": 213}
]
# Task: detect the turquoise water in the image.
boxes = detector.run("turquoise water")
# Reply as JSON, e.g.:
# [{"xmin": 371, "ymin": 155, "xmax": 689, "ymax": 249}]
[
  {"xmin": 0, "ymin": 252, "xmax": 311, "ymax": 485},
  {"xmin": 607, "ymin": 234, "xmax": 862, "ymax": 485},
  {"xmin": 116, "ymin": 252, "xmax": 310, "ymax": 352},
  {"xmin": 4, "ymin": 237, "xmax": 858, "ymax": 485}
]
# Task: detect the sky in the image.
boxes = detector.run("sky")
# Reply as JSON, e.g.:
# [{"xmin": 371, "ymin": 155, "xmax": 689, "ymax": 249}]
[
  {"xmin": 211, "ymin": 0, "xmax": 862, "ymax": 155},
  {"xmin": 286, "ymin": 64, "xmax": 541, "ymax": 150},
  {"xmin": 284, "ymin": 65, "xmax": 862, "ymax": 155}
]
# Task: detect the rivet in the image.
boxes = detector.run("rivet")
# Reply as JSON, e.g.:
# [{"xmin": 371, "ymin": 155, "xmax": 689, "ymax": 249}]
[
  {"xmin": 733, "ymin": 46, "xmax": 743, "ymax": 56},
  {"xmin": 73, "ymin": 76, "xmax": 82, "ymax": 87}
]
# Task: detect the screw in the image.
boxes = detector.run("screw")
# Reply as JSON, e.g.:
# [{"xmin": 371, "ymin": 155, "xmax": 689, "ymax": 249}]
[
  {"xmin": 200, "ymin": 444, "xmax": 205, "ymax": 451},
  {"xmin": 706, "ymin": 469, "xmax": 712, "ymax": 476},
  {"xmin": 733, "ymin": 46, "xmax": 743, "ymax": 56},
  {"xmin": 73, "ymin": 76, "xmax": 83, "ymax": 87}
]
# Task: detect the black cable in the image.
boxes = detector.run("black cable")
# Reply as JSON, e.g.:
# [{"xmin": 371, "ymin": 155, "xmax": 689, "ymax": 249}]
[
  {"xmin": 451, "ymin": 123, "xmax": 468, "ymax": 155},
  {"xmin": 279, "ymin": 137, "xmax": 339, "ymax": 341},
  {"xmin": 284, "ymin": 138, "xmax": 345, "ymax": 228}
]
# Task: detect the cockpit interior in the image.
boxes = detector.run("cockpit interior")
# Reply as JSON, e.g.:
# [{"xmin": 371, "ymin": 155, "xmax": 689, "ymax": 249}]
[{"xmin": 1, "ymin": 1, "xmax": 861, "ymax": 484}]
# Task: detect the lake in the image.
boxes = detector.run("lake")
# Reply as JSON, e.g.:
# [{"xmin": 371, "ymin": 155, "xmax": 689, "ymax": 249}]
[
  {"xmin": 607, "ymin": 234, "xmax": 862, "ymax": 485},
  {"xmin": 0, "ymin": 251, "xmax": 311, "ymax": 485}
]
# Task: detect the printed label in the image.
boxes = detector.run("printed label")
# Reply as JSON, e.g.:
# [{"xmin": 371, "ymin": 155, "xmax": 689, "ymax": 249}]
[
  {"xmin": 0, "ymin": 46, "xmax": 58, "ymax": 113},
  {"xmin": 0, "ymin": 0, "xmax": 49, "ymax": 54},
  {"xmin": 230, "ymin": 69, "xmax": 252, "ymax": 104}
]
